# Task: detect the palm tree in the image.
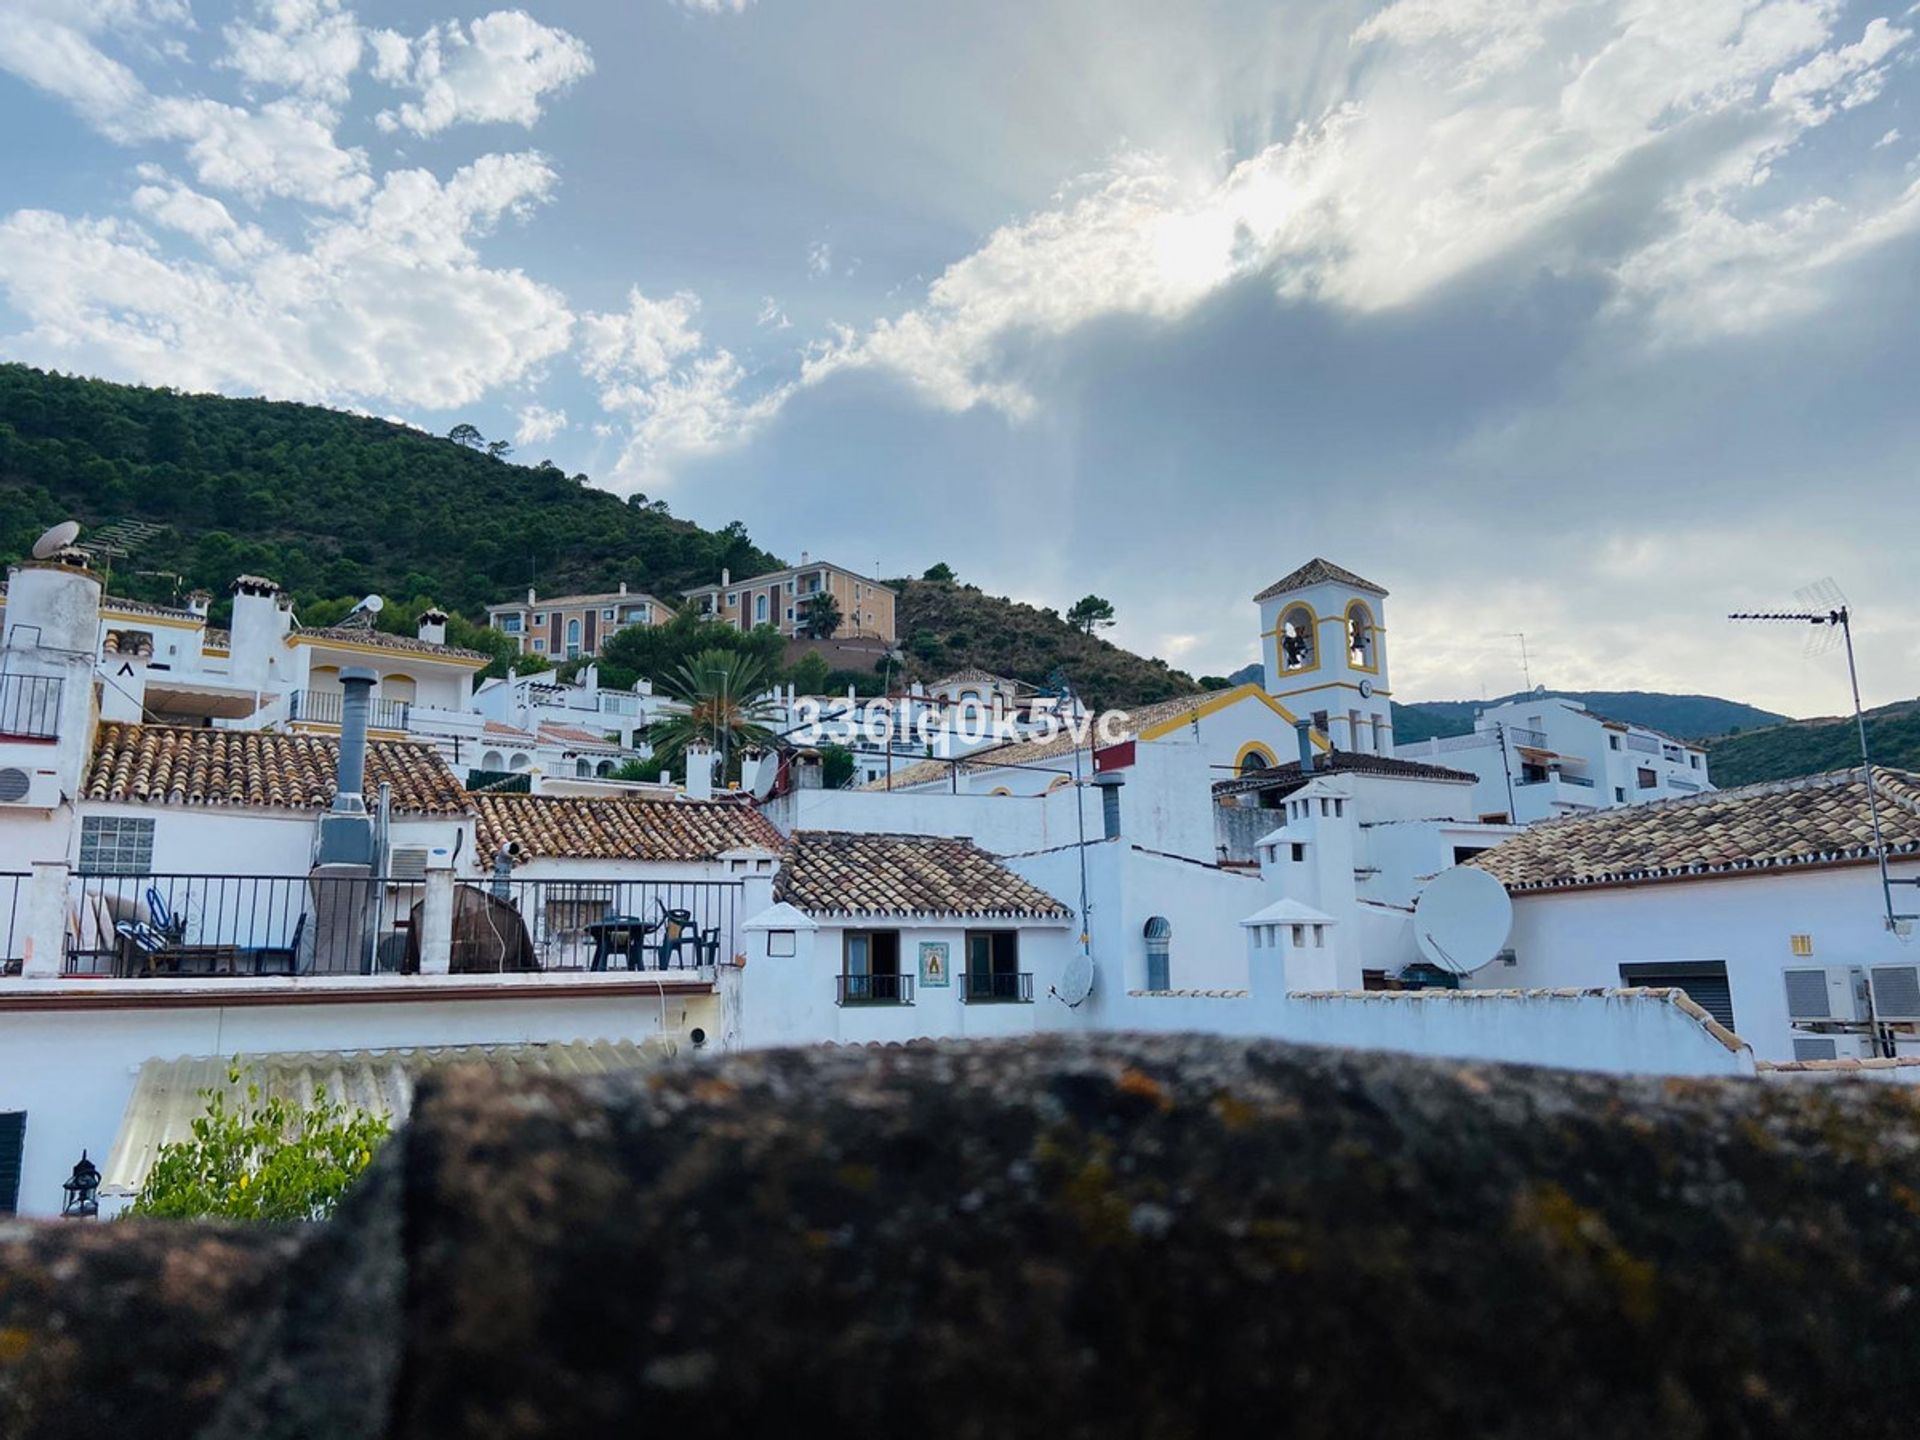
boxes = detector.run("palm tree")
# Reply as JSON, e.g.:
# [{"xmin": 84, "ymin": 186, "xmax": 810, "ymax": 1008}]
[{"xmin": 646, "ymin": 647, "xmax": 780, "ymax": 779}]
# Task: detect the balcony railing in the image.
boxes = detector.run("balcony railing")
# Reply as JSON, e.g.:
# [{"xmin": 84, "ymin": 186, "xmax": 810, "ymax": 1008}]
[
  {"xmin": 1626, "ymin": 734, "xmax": 1662, "ymax": 755},
  {"xmin": 59, "ymin": 873, "xmax": 741, "ymax": 979},
  {"xmin": 838, "ymin": 972, "xmax": 915, "ymax": 1005},
  {"xmin": 962, "ymin": 970, "xmax": 1034, "ymax": 1003},
  {"xmin": 287, "ymin": 689, "xmax": 412, "ymax": 731},
  {"xmin": 1504, "ymin": 726, "xmax": 1549, "ymax": 749},
  {"xmin": 0, "ymin": 673, "xmax": 62, "ymax": 741}
]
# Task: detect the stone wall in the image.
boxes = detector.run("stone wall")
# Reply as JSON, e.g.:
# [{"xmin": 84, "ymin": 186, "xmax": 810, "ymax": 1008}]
[{"xmin": 5, "ymin": 1033, "xmax": 1920, "ymax": 1437}]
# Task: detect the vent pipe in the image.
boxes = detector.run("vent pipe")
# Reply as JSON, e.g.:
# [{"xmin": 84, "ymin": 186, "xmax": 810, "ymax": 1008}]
[
  {"xmin": 794, "ymin": 748, "xmax": 824, "ymax": 790},
  {"xmin": 1295, "ymin": 719, "xmax": 1317, "ymax": 772},
  {"xmin": 1091, "ymin": 770, "xmax": 1125, "ymax": 840},
  {"xmin": 334, "ymin": 668, "xmax": 377, "ymax": 813}
]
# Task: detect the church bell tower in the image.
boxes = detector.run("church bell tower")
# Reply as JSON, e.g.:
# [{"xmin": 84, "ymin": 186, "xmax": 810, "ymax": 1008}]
[{"xmin": 1254, "ymin": 558, "xmax": 1391, "ymax": 754}]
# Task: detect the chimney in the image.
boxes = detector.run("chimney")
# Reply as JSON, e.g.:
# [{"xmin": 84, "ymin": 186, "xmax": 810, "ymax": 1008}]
[
  {"xmin": 186, "ymin": 589, "xmax": 212, "ymax": 618},
  {"xmin": 314, "ymin": 666, "xmax": 379, "ymax": 868},
  {"xmin": 795, "ymin": 748, "xmax": 824, "ymax": 790},
  {"xmin": 800, "ymin": 550, "xmax": 810, "ymax": 567},
  {"xmin": 1295, "ymin": 719, "xmax": 1317, "ymax": 772},
  {"xmin": 228, "ymin": 574, "xmax": 289, "ymax": 692},
  {"xmin": 618, "ymin": 581, "xmax": 628, "ymax": 596},
  {"xmin": 417, "ymin": 607, "xmax": 448, "ymax": 646},
  {"xmin": 721, "ymin": 567, "xmax": 731, "ymax": 589},
  {"xmin": 1091, "ymin": 770, "xmax": 1125, "ymax": 840},
  {"xmin": 527, "ymin": 587, "xmax": 537, "ymax": 606},
  {"xmin": 684, "ymin": 738, "xmax": 715, "ymax": 802}
]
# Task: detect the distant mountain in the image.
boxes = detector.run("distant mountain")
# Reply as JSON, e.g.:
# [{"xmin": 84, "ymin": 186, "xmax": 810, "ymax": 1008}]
[
  {"xmin": 1390, "ymin": 691, "xmax": 1790, "ymax": 746},
  {"xmin": 1706, "ymin": 699, "xmax": 1920, "ymax": 787}
]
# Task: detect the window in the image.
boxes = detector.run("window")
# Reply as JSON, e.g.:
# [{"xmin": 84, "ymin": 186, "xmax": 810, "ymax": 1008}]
[
  {"xmin": 1690, "ymin": 754, "xmax": 1701, "ymax": 770},
  {"xmin": 1608, "ymin": 735, "xmax": 1621, "ymax": 751},
  {"xmin": 0, "ymin": 1112, "xmax": 21, "ymax": 1216},
  {"xmin": 1451, "ymin": 845, "xmax": 1488, "ymax": 865},
  {"xmin": 533, "ymin": 612, "xmax": 546, "ymax": 625},
  {"xmin": 755, "ymin": 595, "xmax": 769, "ymax": 624},
  {"xmin": 79, "ymin": 815, "xmax": 154, "ymax": 875},
  {"xmin": 1614, "ymin": 787, "xmax": 1626, "ymax": 803},
  {"xmin": 566, "ymin": 618, "xmax": 582, "ymax": 659},
  {"xmin": 1144, "ymin": 916, "xmax": 1172, "ymax": 991},
  {"xmin": 1279, "ymin": 605, "xmax": 1316, "ymax": 671},
  {"xmin": 603, "ymin": 609, "xmax": 615, "ymax": 622},
  {"xmin": 726, "ymin": 592, "xmax": 737, "ymax": 606},
  {"xmin": 1290, "ymin": 843, "xmax": 1306, "ymax": 862},
  {"xmin": 965, "ymin": 930, "xmax": 1027, "ymax": 1001},
  {"xmin": 1619, "ymin": 960, "xmax": 1734, "ymax": 1030},
  {"xmin": 1239, "ymin": 747, "xmax": 1274, "ymax": 775},
  {"xmin": 499, "ymin": 615, "xmax": 522, "ymax": 634},
  {"xmin": 843, "ymin": 929, "xmax": 905, "ymax": 1002},
  {"xmin": 1346, "ymin": 601, "xmax": 1375, "ymax": 670},
  {"xmin": 576, "ymin": 758, "xmax": 592, "ymax": 777},
  {"xmin": 785, "ymin": 607, "xmax": 795, "ymax": 622},
  {"xmin": 532, "ymin": 639, "xmax": 546, "ymax": 652},
  {"xmin": 1637, "ymin": 767, "xmax": 1658, "ymax": 790}
]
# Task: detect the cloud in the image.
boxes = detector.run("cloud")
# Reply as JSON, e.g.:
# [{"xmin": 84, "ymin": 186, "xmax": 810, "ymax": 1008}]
[
  {"xmin": 756, "ymin": 296, "xmax": 792, "ymax": 329},
  {"xmin": 799, "ymin": 0, "xmax": 1918, "ymax": 417},
  {"xmin": 514, "ymin": 403, "xmax": 567, "ymax": 446},
  {"xmin": 0, "ymin": 154, "xmax": 574, "ymax": 410},
  {"xmin": 372, "ymin": 10, "xmax": 593, "ymax": 136},
  {"xmin": 579, "ymin": 287, "xmax": 785, "ymax": 485},
  {"xmin": 806, "ymin": 240, "xmax": 832, "ymax": 278},
  {"xmin": 221, "ymin": 0, "xmax": 366, "ymax": 104},
  {"xmin": 148, "ymin": 95, "xmax": 374, "ymax": 208},
  {"xmin": 673, "ymin": 0, "xmax": 756, "ymax": 12}
]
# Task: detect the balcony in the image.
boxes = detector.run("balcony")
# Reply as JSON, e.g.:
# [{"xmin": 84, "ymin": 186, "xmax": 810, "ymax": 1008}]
[
  {"xmin": 0, "ymin": 673, "xmax": 62, "ymax": 741},
  {"xmin": 962, "ymin": 971, "xmax": 1034, "ymax": 1003},
  {"xmin": 288, "ymin": 689, "xmax": 412, "ymax": 732},
  {"xmin": 837, "ymin": 972, "xmax": 915, "ymax": 1005},
  {"xmin": 1505, "ymin": 726, "xmax": 1549, "ymax": 749}
]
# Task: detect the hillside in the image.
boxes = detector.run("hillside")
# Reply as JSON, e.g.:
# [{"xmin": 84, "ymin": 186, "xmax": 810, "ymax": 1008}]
[
  {"xmin": 891, "ymin": 579, "xmax": 1199, "ymax": 713},
  {"xmin": 1389, "ymin": 690, "xmax": 1788, "ymax": 745},
  {"xmin": 0, "ymin": 364, "xmax": 780, "ymax": 623},
  {"xmin": 1706, "ymin": 700, "xmax": 1920, "ymax": 787}
]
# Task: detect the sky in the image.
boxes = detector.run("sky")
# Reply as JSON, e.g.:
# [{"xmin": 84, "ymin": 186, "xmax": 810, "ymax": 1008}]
[{"xmin": 0, "ymin": 0, "xmax": 1917, "ymax": 715}]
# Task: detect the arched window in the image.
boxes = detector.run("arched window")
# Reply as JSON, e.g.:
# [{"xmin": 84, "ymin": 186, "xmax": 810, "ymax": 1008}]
[
  {"xmin": 481, "ymin": 749, "xmax": 504, "ymax": 771},
  {"xmin": 509, "ymin": 753, "xmax": 530, "ymax": 771},
  {"xmin": 1346, "ymin": 602, "xmax": 1376, "ymax": 671},
  {"xmin": 576, "ymin": 758, "xmax": 592, "ymax": 777},
  {"xmin": 1144, "ymin": 916, "xmax": 1172, "ymax": 992},
  {"xmin": 565, "ymin": 618, "xmax": 582, "ymax": 659},
  {"xmin": 381, "ymin": 672, "xmax": 417, "ymax": 705},
  {"xmin": 308, "ymin": 663, "xmax": 343, "ymax": 695},
  {"xmin": 597, "ymin": 760, "xmax": 615, "ymax": 776},
  {"xmin": 1280, "ymin": 605, "xmax": 1316, "ymax": 671},
  {"xmin": 1047, "ymin": 774, "xmax": 1074, "ymax": 792},
  {"xmin": 1236, "ymin": 744, "xmax": 1275, "ymax": 775}
]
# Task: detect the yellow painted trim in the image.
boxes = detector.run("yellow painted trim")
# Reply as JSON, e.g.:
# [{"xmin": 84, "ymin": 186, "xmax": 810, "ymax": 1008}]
[
  {"xmin": 1046, "ymin": 774, "xmax": 1074, "ymax": 792},
  {"xmin": 989, "ymin": 786, "xmax": 1013, "ymax": 797},
  {"xmin": 289, "ymin": 633, "xmax": 488, "ymax": 668},
  {"xmin": 1136, "ymin": 683, "xmax": 1331, "ymax": 751},
  {"xmin": 1344, "ymin": 600, "xmax": 1380, "ymax": 676},
  {"xmin": 101, "ymin": 610, "xmax": 200, "ymax": 631},
  {"xmin": 1262, "ymin": 600, "xmax": 1322, "ymax": 678},
  {"xmin": 1233, "ymin": 740, "xmax": 1279, "ymax": 774},
  {"xmin": 1267, "ymin": 680, "xmax": 1391, "ymax": 700}
]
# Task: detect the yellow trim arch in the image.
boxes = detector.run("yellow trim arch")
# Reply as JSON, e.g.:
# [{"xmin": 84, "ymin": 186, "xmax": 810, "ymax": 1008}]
[
  {"xmin": 1345, "ymin": 600, "xmax": 1380, "ymax": 675},
  {"xmin": 1233, "ymin": 741, "xmax": 1278, "ymax": 774}
]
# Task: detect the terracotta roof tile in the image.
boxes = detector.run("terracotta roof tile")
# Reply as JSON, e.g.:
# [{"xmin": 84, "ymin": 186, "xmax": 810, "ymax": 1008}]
[
  {"xmin": 1253, "ymin": 557, "xmax": 1388, "ymax": 602},
  {"xmin": 536, "ymin": 722, "xmax": 623, "ymax": 751},
  {"xmin": 85, "ymin": 722, "xmax": 469, "ymax": 814},
  {"xmin": 1470, "ymin": 766, "xmax": 1920, "ymax": 893},
  {"xmin": 473, "ymin": 793, "xmax": 784, "ymax": 863},
  {"xmin": 293, "ymin": 625, "xmax": 490, "ymax": 663},
  {"xmin": 774, "ymin": 831, "xmax": 1074, "ymax": 918},
  {"xmin": 1213, "ymin": 751, "xmax": 1477, "ymax": 798},
  {"xmin": 102, "ymin": 629, "xmax": 154, "ymax": 660}
]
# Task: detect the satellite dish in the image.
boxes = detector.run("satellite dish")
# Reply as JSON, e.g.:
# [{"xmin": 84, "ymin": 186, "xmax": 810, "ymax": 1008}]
[
  {"xmin": 359, "ymin": 594, "xmax": 385, "ymax": 614},
  {"xmin": 1413, "ymin": 866, "xmax": 1512, "ymax": 976},
  {"xmin": 1053, "ymin": 952, "xmax": 1095, "ymax": 1007},
  {"xmin": 31, "ymin": 520, "xmax": 80, "ymax": 559}
]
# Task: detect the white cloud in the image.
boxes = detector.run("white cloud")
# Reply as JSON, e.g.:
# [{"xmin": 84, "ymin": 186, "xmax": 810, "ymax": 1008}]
[
  {"xmin": 148, "ymin": 95, "xmax": 374, "ymax": 208},
  {"xmin": 221, "ymin": 0, "xmax": 366, "ymax": 104},
  {"xmin": 0, "ymin": 154, "xmax": 574, "ymax": 410},
  {"xmin": 806, "ymin": 240, "xmax": 832, "ymax": 278},
  {"xmin": 673, "ymin": 0, "xmax": 756, "ymax": 12},
  {"xmin": 514, "ymin": 403, "xmax": 567, "ymax": 446},
  {"xmin": 756, "ymin": 295, "xmax": 792, "ymax": 329},
  {"xmin": 373, "ymin": 11, "xmax": 593, "ymax": 136},
  {"xmin": 1875, "ymin": 127, "xmax": 1902, "ymax": 148},
  {"xmin": 801, "ymin": 0, "xmax": 1920, "ymax": 416}
]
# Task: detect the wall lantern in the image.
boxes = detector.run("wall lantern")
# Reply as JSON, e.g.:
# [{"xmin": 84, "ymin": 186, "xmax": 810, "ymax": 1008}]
[{"xmin": 61, "ymin": 1150, "xmax": 101, "ymax": 1219}]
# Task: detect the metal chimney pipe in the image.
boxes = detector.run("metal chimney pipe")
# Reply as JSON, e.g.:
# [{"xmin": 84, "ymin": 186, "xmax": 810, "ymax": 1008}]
[
  {"xmin": 1295, "ymin": 719, "xmax": 1317, "ymax": 772},
  {"xmin": 334, "ymin": 667, "xmax": 378, "ymax": 813},
  {"xmin": 1091, "ymin": 771, "xmax": 1125, "ymax": 840}
]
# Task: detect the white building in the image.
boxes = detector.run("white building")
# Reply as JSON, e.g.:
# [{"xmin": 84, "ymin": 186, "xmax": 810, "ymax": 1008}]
[
  {"xmin": 1397, "ymin": 694, "xmax": 1711, "ymax": 825},
  {"xmin": 1466, "ymin": 766, "xmax": 1920, "ymax": 1065}
]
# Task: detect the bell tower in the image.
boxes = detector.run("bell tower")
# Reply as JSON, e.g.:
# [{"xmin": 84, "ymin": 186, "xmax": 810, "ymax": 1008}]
[{"xmin": 1254, "ymin": 558, "xmax": 1391, "ymax": 754}]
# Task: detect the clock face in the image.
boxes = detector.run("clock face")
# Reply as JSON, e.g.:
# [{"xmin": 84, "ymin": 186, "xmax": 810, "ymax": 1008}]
[{"xmin": 1357, "ymin": 679, "xmax": 1374, "ymax": 699}]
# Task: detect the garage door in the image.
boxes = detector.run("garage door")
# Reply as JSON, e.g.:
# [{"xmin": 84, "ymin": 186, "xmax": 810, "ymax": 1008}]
[{"xmin": 1620, "ymin": 961, "xmax": 1735, "ymax": 1032}]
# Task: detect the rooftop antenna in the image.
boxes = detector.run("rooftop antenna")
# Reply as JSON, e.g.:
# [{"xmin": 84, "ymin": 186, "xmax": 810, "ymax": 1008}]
[
  {"xmin": 1731, "ymin": 580, "xmax": 1914, "ymax": 935},
  {"xmin": 1508, "ymin": 632, "xmax": 1533, "ymax": 692},
  {"xmin": 31, "ymin": 520, "xmax": 81, "ymax": 559}
]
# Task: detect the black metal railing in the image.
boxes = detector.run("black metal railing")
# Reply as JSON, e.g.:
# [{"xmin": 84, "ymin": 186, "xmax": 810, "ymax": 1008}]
[
  {"xmin": 474, "ymin": 878, "xmax": 742, "ymax": 974},
  {"xmin": 64, "ymin": 873, "xmax": 424, "ymax": 978},
  {"xmin": 287, "ymin": 689, "xmax": 412, "ymax": 731},
  {"xmin": 0, "ymin": 674, "xmax": 62, "ymax": 740},
  {"xmin": 962, "ymin": 970, "xmax": 1034, "ymax": 1003},
  {"xmin": 0, "ymin": 873, "xmax": 25, "ymax": 976},
  {"xmin": 838, "ymin": 972, "xmax": 914, "ymax": 1005}
]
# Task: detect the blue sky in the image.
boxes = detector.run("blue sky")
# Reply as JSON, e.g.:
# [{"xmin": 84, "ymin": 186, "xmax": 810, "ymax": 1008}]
[{"xmin": 1, "ymin": 0, "xmax": 1917, "ymax": 712}]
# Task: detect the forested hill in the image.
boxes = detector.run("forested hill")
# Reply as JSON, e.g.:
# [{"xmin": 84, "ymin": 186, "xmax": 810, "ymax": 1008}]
[
  {"xmin": 1706, "ymin": 701, "xmax": 1920, "ymax": 787},
  {"xmin": 1390, "ymin": 690, "xmax": 1788, "ymax": 745},
  {"xmin": 0, "ymin": 364, "xmax": 780, "ymax": 621}
]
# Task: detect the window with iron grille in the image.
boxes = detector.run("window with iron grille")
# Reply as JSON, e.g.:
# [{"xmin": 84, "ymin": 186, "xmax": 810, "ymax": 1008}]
[
  {"xmin": 0, "ymin": 1112, "xmax": 23, "ymax": 1215},
  {"xmin": 79, "ymin": 815, "xmax": 154, "ymax": 875}
]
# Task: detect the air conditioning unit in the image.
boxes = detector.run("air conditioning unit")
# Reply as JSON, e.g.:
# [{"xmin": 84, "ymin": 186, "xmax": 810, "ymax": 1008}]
[
  {"xmin": 1868, "ymin": 965, "xmax": 1920, "ymax": 1023},
  {"xmin": 1783, "ymin": 965, "xmax": 1870, "ymax": 1023},
  {"xmin": 0, "ymin": 766, "xmax": 60, "ymax": 809},
  {"xmin": 1791, "ymin": 1035, "xmax": 1876, "ymax": 1062},
  {"xmin": 387, "ymin": 846, "xmax": 430, "ymax": 881}
]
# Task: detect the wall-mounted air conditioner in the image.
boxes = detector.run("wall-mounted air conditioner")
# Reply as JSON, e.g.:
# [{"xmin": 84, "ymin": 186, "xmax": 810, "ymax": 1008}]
[
  {"xmin": 387, "ymin": 846, "xmax": 430, "ymax": 881},
  {"xmin": 1868, "ymin": 966, "xmax": 1920, "ymax": 1023},
  {"xmin": 1783, "ymin": 965, "xmax": 1870, "ymax": 1023},
  {"xmin": 0, "ymin": 766, "xmax": 60, "ymax": 809}
]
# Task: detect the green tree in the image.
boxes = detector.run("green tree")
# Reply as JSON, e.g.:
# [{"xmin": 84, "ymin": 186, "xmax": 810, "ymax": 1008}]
[
  {"xmin": 597, "ymin": 605, "xmax": 785, "ymax": 693},
  {"xmin": 128, "ymin": 1064, "xmax": 390, "ymax": 1222},
  {"xmin": 800, "ymin": 590, "xmax": 842, "ymax": 639},
  {"xmin": 922, "ymin": 562, "xmax": 956, "ymax": 583},
  {"xmin": 820, "ymin": 742, "xmax": 857, "ymax": 789},
  {"xmin": 1066, "ymin": 594, "xmax": 1117, "ymax": 636},
  {"xmin": 448, "ymin": 422, "xmax": 485, "ymax": 449},
  {"xmin": 646, "ymin": 647, "xmax": 780, "ymax": 778},
  {"xmin": 787, "ymin": 650, "xmax": 832, "ymax": 695}
]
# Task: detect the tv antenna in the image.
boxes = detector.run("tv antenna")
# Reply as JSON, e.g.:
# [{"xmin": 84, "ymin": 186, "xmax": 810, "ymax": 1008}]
[
  {"xmin": 1730, "ymin": 580, "xmax": 1915, "ymax": 935},
  {"xmin": 1508, "ymin": 632, "xmax": 1533, "ymax": 692}
]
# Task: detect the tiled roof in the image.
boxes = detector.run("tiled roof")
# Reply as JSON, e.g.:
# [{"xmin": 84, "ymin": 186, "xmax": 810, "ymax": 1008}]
[
  {"xmin": 292, "ymin": 625, "xmax": 490, "ymax": 663},
  {"xmin": 536, "ymin": 722, "xmax": 623, "ymax": 751},
  {"xmin": 0, "ymin": 584, "xmax": 196, "ymax": 624},
  {"xmin": 1253, "ymin": 558, "xmax": 1388, "ymax": 602},
  {"xmin": 931, "ymin": 668, "xmax": 1017, "ymax": 690},
  {"xmin": 774, "ymin": 831, "xmax": 1074, "ymax": 918},
  {"xmin": 1213, "ymin": 751, "xmax": 1478, "ymax": 798},
  {"xmin": 85, "ymin": 722, "xmax": 469, "ymax": 814},
  {"xmin": 488, "ymin": 589, "xmax": 673, "ymax": 612},
  {"xmin": 1469, "ymin": 767, "xmax": 1920, "ymax": 894},
  {"xmin": 472, "ymin": 793, "xmax": 784, "ymax": 863},
  {"xmin": 865, "ymin": 691, "xmax": 1220, "ymax": 791},
  {"xmin": 483, "ymin": 720, "xmax": 540, "ymax": 744},
  {"xmin": 102, "ymin": 629, "xmax": 154, "ymax": 659}
]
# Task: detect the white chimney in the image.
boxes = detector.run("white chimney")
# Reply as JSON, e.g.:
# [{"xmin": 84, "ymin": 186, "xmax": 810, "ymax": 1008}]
[
  {"xmin": 186, "ymin": 589, "xmax": 212, "ymax": 618},
  {"xmin": 618, "ymin": 581, "xmax": 628, "ymax": 596},
  {"xmin": 229, "ymin": 574, "xmax": 289, "ymax": 692},
  {"xmin": 684, "ymin": 738, "xmax": 715, "ymax": 802},
  {"xmin": 721, "ymin": 567, "xmax": 731, "ymax": 588},
  {"xmin": 417, "ymin": 607, "xmax": 448, "ymax": 646},
  {"xmin": 800, "ymin": 550, "xmax": 810, "ymax": 567},
  {"xmin": 526, "ymin": 586, "xmax": 537, "ymax": 606}
]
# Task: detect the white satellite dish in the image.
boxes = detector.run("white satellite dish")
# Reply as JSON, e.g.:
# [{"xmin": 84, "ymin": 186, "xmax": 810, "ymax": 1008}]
[
  {"xmin": 1054, "ymin": 951, "xmax": 1095, "ymax": 1007},
  {"xmin": 31, "ymin": 520, "xmax": 80, "ymax": 560},
  {"xmin": 1413, "ymin": 866, "xmax": 1512, "ymax": 976}
]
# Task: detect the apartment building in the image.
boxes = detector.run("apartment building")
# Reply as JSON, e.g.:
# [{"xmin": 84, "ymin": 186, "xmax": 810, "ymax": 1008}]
[
  {"xmin": 681, "ymin": 553, "xmax": 896, "ymax": 642},
  {"xmin": 485, "ymin": 583, "xmax": 671, "ymax": 661}
]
